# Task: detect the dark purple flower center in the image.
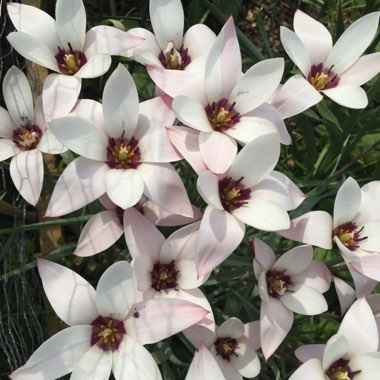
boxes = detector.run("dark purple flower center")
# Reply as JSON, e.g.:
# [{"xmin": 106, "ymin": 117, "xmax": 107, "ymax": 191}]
[
  {"xmin": 91, "ymin": 316, "xmax": 126, "ymax": 352},
  {"xmin": 219, "ymin": 176, "xmax": 251, "ymax": 212},
  {"xmin": 106, "ymin": 137, "xmax": 141, "ymax": 169},
  {"xmin": 158, "ymin": 42, "xmax": 191, "ymax": 70},
  {"xmin": 55, "ymin": 43, "xmax": 87, "ymax": 75},
  {"xmin": 12, "ymin": 123, "xmax": 42, "ymax": 151},
  {"xmin": 332, "ymin": 222, "xmax": 367, "ymax": 251},
  {"xmin": 325, "ymin": 358, "xmax": 361, "ymax": 380},
  {"xmin": 215, "ymin": 337, "xmax": 239, "ymax": 361},
  {"xmin": 266, "ymin": 269, "xmax": 292, "ymax": 298},
  {"xmin": 205, "ymin": 98, "xmax": 240, "ymax": 132},
  {"xmin": 308, "ymin": 63, "xmax": 340, "ymax": 91},
  {"xmin": 150, "ymin": 260, "xmax": 179, "ymax": 291}
]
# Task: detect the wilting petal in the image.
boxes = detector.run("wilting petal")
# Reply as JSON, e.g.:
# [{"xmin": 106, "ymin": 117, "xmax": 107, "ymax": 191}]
[
  {"xmin": 42, "ymin": 74, "xmax": 81, "ymax": 122},
  {"xmin": 45, "ymin": 157, "xmax": 108, "ymax": 216},
  {"xmin": 324, "ymin": 12, "xmax": 380, "ymax": 74},
  {"xmin": 333, "ymin": 276, "xmax": 355, "ymax": 315},
  {"xmin": 232, "ymin": 197, "xmax": 290, "ymax": 231},
  {"xmin": 3, "ymin": 66, "xmax": 34, "ymax": 126},
  {"xmin": 10, "ymin": 150, "xmax": 43, "ymax": 206},
  {"xmin": 260, "ymin": 299, "xmax": 293, "ymax": 359},
  {"xmin": 196, "ymin": 206, "xmax": 245, "ymax": 276},
  {"xmin": 166, "ymin": 126, "xmax": 207, "ymax": 174},
  {"xmin": 278, "ymin": 211, "xmax": 333, "ymax": 249},
  {"xmin": 280, "ymin": 27, "xmax": 311, "ymax": 77},
  {"xmin": 106, "ymin": 169, "xmax": 144, "ymax": 209},
  {"xmin": 183, "ymin": 24, "xmax": 216, "ymax": 59},
  {"xmin": 49, "ymin": 116, "xmax": 108, "ymax": 161},
  {"xmin": 333, "ymin": 177, "xmax": 361, "ymax": 227},
  {"xmin": 281, "ymin": 286, "xmax": 328, "ymax": 315},
  {"xmin": 37, "ymin": 259, "xmax": 98, "ymax": 325},
  {"xmin": 128, "ymin": 298, "xmax": 208, "ymax": 344},
  {"xmin": 123, "ymin": 207, "xmax": 165, "ymax": 259},
  {"xmin": 70, "ymin": 345, "xmax": 112, "ymax": 380},
  {"xmin": 75, "ymin": 54, "xmax": 111, "ymax": 79},
  {"xmin": 7, "ymin": 32, "xmax": 59, "ymax": 72},
  {"xmin": 0, "ymin": 140, "xmax": 18, "ymax": 161},
  {"xmin": 231, "ymin": 336, "xmax": 260, "ymax": 378},
  {"xmin": 139, "ymin": 162, "xmax": 193, "ymax": 217},
  {"xmin": 96, "ymin": 261, "xmax": 137, "ymax": 320},
  {"xmin": 113, "ymin": 337, "xmax": 162, "ymax": 380},
  {"xmin": 293, "ymin": 10, "xmax": 332, "ymax": 65},
  {"xmin": 228, "ymin": 133, "xmax": 280, "ymax": 187},
  {"xmin": 205, "ymin": 17, "xmax": 241, "ymax": 102},
  {"xmin": 273, "ymin": 245, "xmax": 313, "ymax": 275},
  {"xmin": 55, "ymin": 0, "xmax": 86, "ymax": 51},
  {"xmin": 9, "ymin": 325, "xmax": 92, "ymax": 380},
  {"xmin": 340, "ymin": 53, "xmax": 380, "ymax": 87},
  {"xmin": 74, "ymin": 211, "xmax": 123, "ymax": 257},
  {"xmin": 230, "ymin": 58, "xmax": 284, "ymax": 114},
  {"xmin": 323, "ymin": 85, "xmax": 368, "ymax": 109},
  {"xmin": 252, "ymin": 170, "xmax": 305, "ymax": 211},
  {"xmin": 7, "ymin": 3, "xmax": 59, "ymax": 51},
  {"xmin": 150, "ymin": 0, "xmax": 184, "ymax": 50},
  {"xmin": 197, "ymin": 170, "xmax": 223, "ymax": 209},
  {"xmin": 186, "ymin": 344, "xmax": 225, "ymax": 380},
  {"xmin": 172, "ymin": 96, "xmax": 211, "ymax": 132},
  {"xmin": 271, "ymin": 75, "xmax": 322, "ymax": 119},
  {"xmin": 288, "ymin": 358, "xmax": 324, "ymax": 380},
  {"xmin": 102, "ymin": 64, "xmax": 139, "ymax": 138}
]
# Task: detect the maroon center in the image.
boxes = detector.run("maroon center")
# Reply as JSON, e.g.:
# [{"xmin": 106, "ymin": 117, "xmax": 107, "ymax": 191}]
[
  {"xmin": 55, "ymin": 43, "xmax": 87, "ymax": 75},
  {"xmin": 150, "ymin": 260, "xmax": 179, "ymax": 291},
  {"xmin": 308, "ymin": 63, "xmax": 340, "ymax": 91},
  {"xmin": 325, "ymin": 358, "xmax": 361, "ymax": 380},
  {"xmin": 158, "ymin": 44, "xmax": 191, "ymax": 70},
  {"xmin": 332, "ymin": 222, "xmax": 367, "ymax": 251},
  {"xmin": 215, "ymin": 337, "xmax": 239, "ymax": 361},
  {"xmin": 106, "ymin": 136, "xmax": 141, "ymax": 169},
  {"xmin": 12, "ymin": 123, "xmax": 42, "ymax": 151},
  {"xmin": 205, "ymin": 98, "xmax": 240, "ymax": 132},
  {"xmin": 91, "ymin": 316, "xmax": 126, "ymax": 352},
  {"xmin": 266, "ymin": 269, "xmax": 292, "ymax": 299},
  {"xmin": 219, "ymin": 176, "xmax": 251, "ymax": 212}
]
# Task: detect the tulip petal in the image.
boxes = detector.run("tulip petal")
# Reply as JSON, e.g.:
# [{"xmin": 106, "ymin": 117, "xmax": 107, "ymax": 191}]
[
  {"xmin": 0, "ymin": 140, "xmax": 18, "ymax": 161},
  {"xmin": 231, "ymin": 336, "xmax": 260, "ymax": 378},
  {"xmin": 274, "ymin": 245, "xmax": 313, "ymax": 275},
  {"xmin": 252, "ymin": 237, "xmax": 276, "ymax": 272},
  {"xmin": 0, "ymin": 107, "xmax": 15, "ymax": 139},
  {"xmin": 333, "ymin": 276, "xmax": 355, "ymax": 315},
  {"xmin": 10, "ymin": 150, "xmax": 43, "ymax": 206},
  {"xmin": 37, "ymin": 258, "xmax": 98, "ymax": 325},
  {"xmin": 350, "ymin": 352, "xmax": 380, "ymax": 380},
  {"xmin": 183, "ymin": 24, "xmax": 216, "ymax": 59},
  {"xmin": 197, "ymin": 170, "xmax": 223, "ymax": 209},
  {"xmin": 288, "ymin": 358, "xmax": 324, "ymax": 380},
  {"xmin": 96, "ymin": 261, "xmax": 137, "ymax": 320},
  {"xmin": 292, "ymin": 260, "xmax": 331, "ymax": 294},
  {"xmin": 323, "ymin": 334, "xmax": 349, "ymax": 370},
  {"xmin": 323, "ymin": 85, "xmax": 368, "ymax": 109},
  {"xmin": 294, "ymin": 344, "xmax": 325, "ymax": 363},
  {"xmin": 9, "ymin": 326, "xmax": 92, "ymax": 380},
  {"xmin": 75, "ymin": 54, "xmax": 112, "ymax": 79},
  {"xmin": 217, "ymin": 318, "xmax": 244, "ymax": 338}
]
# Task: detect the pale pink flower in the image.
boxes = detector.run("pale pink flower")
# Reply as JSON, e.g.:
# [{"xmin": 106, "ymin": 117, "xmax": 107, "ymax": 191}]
[
  {"xmin": 10, "ymin": 259, "xmax": 208, "ymax": 380},
  {"xmin": 73, "ymin": 194, "xmax": 201, "ymax": 257},
  {"xmin": 148, "ymin": 17, "xmax": 290, "ymax": 174},
  {"xmin": 368, "ymin": 294, "xmax": 380, "ymax": 350},
  {"xmin": 279, "ymin": 177, "xmax": 380, "ymax": 295},
  {"xmin": 281, "ymin": 10, "xmax": 380, "ymax": 108},
  {"xmin": 195, "ymin": 133, "xmax": 305, "ymax": 276},
  {"xmin": 45, "ymin": 64, "xmax": 193, "ymax": 218},
  {"xmin": 291, "ymin": 298, "xmax": 380, "ymax": 380},
  {"xmin": 253, "ymin": 237, "xmax": 331, "ymax": 359},
  {"xmin": 126, "ymin": 0, "xmax": 215, "ymax": 73},
  {"xmin": 0, "ymin": 66, "xmax": 75, "ymax": 205},
  {"xmin": 184, "ymin": 318, "xmax": 261, "ymax": 380}
]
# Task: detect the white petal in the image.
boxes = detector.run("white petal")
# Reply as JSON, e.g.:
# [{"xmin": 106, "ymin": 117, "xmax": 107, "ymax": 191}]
[
  {"xmin": 293, "ymin": 10, "xmax": 332, "ymax": 65},
  {"xmin": 340, "ymin": 53, "xmax": 380, "ymax": 86},
  {"xmin": 133, "ymin": 254, "xmax": 154, "ymax": 292},
  {"xmin": 197, "ymin": 170, "xmax": 223, "ymax": 209},
  {"xmin": 232, "ymin": 197, "xmax": 290, "ymax": 231},
  {"xmin": 323, "ymin": 334, "xmax": 349, "ymax": 370},
  {"xmin": 0, "ymin": 107, "xmax": 16, "ymax": 139},
  {"xmin": 288, "ymin": 358, "xmax": 325, "ymax": 380},
  {"xmin": 71, "ymin": 346, "xmax": 112, "ymax": 380},
  {"xmin": 230, "ymin": 58, "xmax": 284, "ymax": 114},
  {"xmin": 150, "ymin": 0, "xmax": 184, "ymax": 50},
  {"xmin": 252, "ymin": 237, "xmax": 276, "ymax": 272},
  {"xmin": 45, "ymin": 158, "xmax": 108, "ymax": 217},
  {"xmin": 323, "ymin": 85, "xmax": 368, "ymax": 109},
  {"xmin": 37, "ymin": 258, "xmax": 98, "ymax": 325},
  {"xmin": 280, "ymin": 27, "xmax": 311, "ymax": 77},
  {"xmin": 0, "ymin": 139, "xmax": 18, "ymax": 161},
  {"xmin": 351, "ymin": 352, "xmax": 380, "ymax": 380},
  {"xmin": 106, "ymin": 169, "xmax": 144, "ymax": 209},
  {"xmin": 96, "ymin": 261, "xmax": 137, "ymax": 320},
  {"xmin": 9, "ymin": 326, "xmax": 92, "ymax": 380},
  {"xmin": 281, "ymin": 286, "xmax": 328, "ymax": 315},
  {"xmin": 172, "ymin": 96, "xmax": 211, "ymax": 132},
  {"xmin": 2, "ymin": 66, "xmax": 34, "ymax": 126},
  {"xmin": 325, "ymin": 12, "xmax": 380, "ymax": 73},
  {"xmin": 38, "ymin": 129, "xmax": 67, "ymax": 154},
  {"xmin": 273, "ymin": 245, "xmax": 313, "ymax": 275},
  {"xmin": 333, "ymin": 177, "xmax": 361, "ymax": 227},
  {"xmin": 113, "ymin": 337, "xmax": 162, "ymax": 380},
  {"xmin": 49, "ymin": 116, "xmax": 108, "ymax": 160},
  {"xmin": 231, "ymin": 337, "xmax": 260, "ymax": 378},
  {"xmin": 334, "ymin": 276, "xmax": 356, "ymax": 315},
  {"xmin": 102, "ymin": 64, "xmax": 139, "ymax": 138},
  {"xmin": 75, "ymin": 54, "xmax": 112, "ymax": 79},
  {"xmin": 217, "ymin": 318, "xmax": 244, "ymax": 338},
  {"xmin": 7, "ymin": 32, "xmax": 59, "ymax": 72},
  {"xmin": 10, "ymin": 150, "xmax": 43, "ymax": 206},
  {"xmin": 228, "ymin": 133, "xmax": 280, "ymax": 187},
  {"xmin": 69, "ymin": 99, "xmax": 106, "ymax": 130},
  {"xmin": 183, "ymin": 24, "xmax": 216, "ymax": 59}
]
